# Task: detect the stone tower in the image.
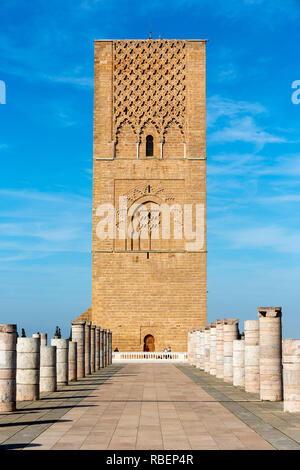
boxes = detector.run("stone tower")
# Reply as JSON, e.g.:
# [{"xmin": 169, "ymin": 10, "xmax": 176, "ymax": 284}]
[{"xmin": 82, "ymin": 38, "xmax": 207, "ymax": 352}]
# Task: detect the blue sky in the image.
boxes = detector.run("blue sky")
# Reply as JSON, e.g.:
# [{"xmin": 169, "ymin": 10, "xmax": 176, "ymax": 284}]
[{"xmin": 0, "ymin": 0, "xmax": 299, "ymax": 339}]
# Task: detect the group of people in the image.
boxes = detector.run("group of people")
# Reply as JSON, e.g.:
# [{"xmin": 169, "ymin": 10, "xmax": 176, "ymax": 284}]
[{"xmin": 162, "ymin": 346, "xmax": 172, "ymax": 359}]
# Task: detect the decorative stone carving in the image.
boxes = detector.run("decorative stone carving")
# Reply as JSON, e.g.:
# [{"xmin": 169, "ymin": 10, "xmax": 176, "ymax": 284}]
[{"xmin": 113, "ymin": 40, "xmax": 186, "ymax": 141}]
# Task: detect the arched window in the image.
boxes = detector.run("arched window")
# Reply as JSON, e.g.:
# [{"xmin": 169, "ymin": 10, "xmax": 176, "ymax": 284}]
[
  {"xmin": 146, "ymin": 135, "xmax": 153, "ymax": 156},
  {"xmin": 128, "ymin": 201, "xmax": 160, "ymax": 251}
]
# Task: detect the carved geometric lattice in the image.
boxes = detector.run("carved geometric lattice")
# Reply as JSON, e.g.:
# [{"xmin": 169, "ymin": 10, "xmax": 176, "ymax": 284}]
[{"xmin": 113, "ymin": 40, "xmax": 186, "ymax": 141}]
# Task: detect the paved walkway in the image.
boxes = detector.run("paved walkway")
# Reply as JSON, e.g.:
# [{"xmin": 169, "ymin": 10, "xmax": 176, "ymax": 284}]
[{"xmin": 0, "ymin": 364, "xmax": 300, "ymax": 450}]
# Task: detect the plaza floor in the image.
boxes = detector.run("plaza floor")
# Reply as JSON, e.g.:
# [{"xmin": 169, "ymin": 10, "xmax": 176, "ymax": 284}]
[{"xmin": 0, "ymin": 363, "xmax": 300, "ymax": 450}]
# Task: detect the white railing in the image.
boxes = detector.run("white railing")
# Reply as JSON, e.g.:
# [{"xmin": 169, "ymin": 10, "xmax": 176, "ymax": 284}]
[{"xmin": 112, "ymin": 352, "xmax": 188, "ymax": 363}]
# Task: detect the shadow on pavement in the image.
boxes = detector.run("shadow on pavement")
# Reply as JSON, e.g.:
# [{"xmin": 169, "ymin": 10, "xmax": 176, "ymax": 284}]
[
  {"xmin": 0, "ymin": 443, "xmax": 41, "ymax": 450},
  {"xmin": 0, "ymin": 419, "xmax": 71, "ymax": 428},
  {"xmin": 16, "ymin": 404, "xmax": 97, "ymax": 412},
  {"xmin": 39, "ymin": 395, "xmax": 98, "ymax": 400}
]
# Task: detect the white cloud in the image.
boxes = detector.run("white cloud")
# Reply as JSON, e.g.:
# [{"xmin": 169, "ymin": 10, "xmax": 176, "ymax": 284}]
[
  {"xmin": 258, "ymin": 195, "xmax": 300, "ymax": 204},
  {"xmin": 84, "ymin": 168, "xmax": 93, "ymax": 181},
  {"xmin": 217, "ymin": 64, "xmax": 238, "ymax": 83},
  {"xmin": 0, "ymin": 188, "xmax": 90, "ymax": 205},
  {"xmin": 0, "ymin": 61, "xmax": 93, "ymax": 89},
  {"xmin": 56, "ymin": 112, "xmax": 77, "ymax": 127},
  {"xmin": 226, "ymin": 225, "xmax": 300, "ymax": 254},
  {"xmin": 0, "ymin": 29, "xmax": 93, "ymax": 90},
  {"xmin": 0, "ymin": 222, "xmax": 83, "ymax": 242},
  {"xmin": 208, "ymin": 152, "xmax": 300, "ymax": 180},
  {"xmin": 44, "ymin": 75, "xmax": 93, "ymax": 89},
  {"xmin": 0, "ymin": 254, "xmax": 39, "ymax": 263},
  {"xmin": 210, "ymin": 0, "xmax": 299, "ymax": 27},
  {"xmin": 207, "ymin": 95, "xmax": 265, "ymax": 128},
  {"xmin": 208, "ymin": 116, "xmax": 285, "ymax": 147},
  {"xmin": 79, "ymin": 0, "xmax": 103, "ymax": 9},
  {"xmin": 0, "ymin": 188, "xmax": 92, "ymax": 260},
  {"xmin": 208, "ymin": 152, "xmax": 264, "ymax": 177},
  {"xmin": 257, "ymin": 154, "xmax": 300, "ymax": 177}
]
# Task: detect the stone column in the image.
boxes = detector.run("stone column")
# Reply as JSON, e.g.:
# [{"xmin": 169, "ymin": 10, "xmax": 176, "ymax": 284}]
[
  {"xmin": 40, "ymin": 333, "xmax": 47, "ymax": 346},
  {"xmin": 209, "ymin": 323, "xmax": 217, "ymax": 375},
  {"xmin": 193, "ymin": 330, "xmax": 198, "ymax": 366},
  {"xmin": 108, "ymin": 331, "xmax": 112, "ymax": 365},
  {"xmin": 106, "ymin": 330, "xmax": 110, "ymax": 367},
  {"xmin": 40, "ymin": 345, "xmax": 57, "ymax": 393},
  {"xmin": 194, "ymin": 329, "xmax": 201, "ymax": 368},
  {"xmin": 283, "ymin": 339, "xmax": 300, "ymax": 412},
  {"xmin": 190, "ymin": 330, "xmax": 196, "ymax": 366},
  {"xmin": 216, "ymin": 320, "xmax": 224, "ymax": 379},
  {"xmin": 100, "ymin": 329, "xmax": 104, "ymax": 368},
  {"xmin": 0, "ymin": 324, "xmax": 17, "ymax": 412},
  {"xmin": 194, "ymin": 330, "xmax": 198, "ymax": 366},
  {"xmin": 244, "ymin": 320, "xmax": 260, "ymax": 394},
  {"xmin": 68, "ymin": 341, "xmax": 77, "ymax": 382},
  {"xmin": 188, "ymin": 330, "xmax": 194, "ymax": 365},
  {"xmin": 71, "ymin": 321, "xmax": 85, "ymax": 378},
  {"xmin": 90, "ymin": 325, "xmax": 96, "ymax": 373},
  {"xmin": 85, "ymin": 322, "xmax": 91, "ymax": 375},
  {"xmin": 223, "ymin": 318, "xmax": 239, "ymax": 383},
  {"xmin": 95, "ymin": 326, "xmax": 100, "ymax": 370},
  {"xmin": 204, "ymin": 327, "xmax": 210, "ymax": 373},
  {"xmin": 188, "ymin": 331, "xmax": 192, "ymax": 363},
  {"xmin": 16, "ymin": 337, "xmax": 40, "ymax": 401},
  {"xmin": 32, "ymin": 334, "xmax": 40, "ymax": 339},
  {"xmin": 51, "ymin": 338, "xmax": 69, "ymax": 386},
  {"xmin": 233, "ymin": 339, "xmax": 245, "ymax": 387},
  {"xmin": 199, "ymin": 328, "xmax": 205, "ymax": 370},
  {"xmin": 103, "ymin": 330, "xmax": 108, "ymax": 367},
  {"xmin": 258, "ymin": 307, "xmax": 283, "ymax": 401}
]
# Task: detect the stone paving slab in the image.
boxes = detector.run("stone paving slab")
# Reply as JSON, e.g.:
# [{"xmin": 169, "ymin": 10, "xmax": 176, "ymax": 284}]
[
  {"xmin": 1, "ymin": 363, "xmax": 299, "ymax": 450},
  {"xmin": 0, "ymin": 366, "xmax": 122, "ymax": 450},
  {"xmin": 18, "ymin": 364, "xmax": 276, "ymax": 450},
  {"xmin": 177, "ymin": 365, "xmax": 300, "ymax": 450}
]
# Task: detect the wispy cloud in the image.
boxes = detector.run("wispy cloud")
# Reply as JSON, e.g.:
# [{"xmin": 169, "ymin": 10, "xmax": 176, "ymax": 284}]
[
  {"xmin": 0, "ymin": 188, "xmax": 92, "ymax": 261},
  {"xmin": 79, "ymin": 0, "xmax": 103, "ymax": 10},
  {"xmin": 257, "ymin": 154, "xmax": 300, "ymax": 177},
  {"xmin": 44, "ymin": 75, "xmax": 93, "ymax": 89},
  {"xmin": 209, "ymin": 0, "xmax": 300, "ymax": 28},
  {"xmin": 0, "ymin": 222, "xmax": 83, "ymax": 242},
  {"xmin": 56, "ymin": 112, "xmax": 77, "ymax": 127},
  {"xmin": 0, "ymin": 22, "xmax": 93, "ymax": 90},
  {"xmin": 208, "ymin": 152, "xmax": 264, "ymax": 177},
  {"xmin": 208, "ymin": 116, "xmax": 286, "ymax": 148},
  {"xmin": 84, "ymin": 168, "xmax": 93, "ymax": 181},
  {"xmin": 207, "ymin": 95, "xmax": 289, "ymax": 149},
  {"xmin": 0, "ymin": 188, "xmax": 90, "ymax": 205},
  {"xmin": 208, "ymin": 152, "xmax": 300, "ymax": 179},
  {"xmin": 258, "ymin": 195, "xmax": 300, "ymax": 204},
  {"xmin": 226, "ymin": 225, "xmax": 300, "ymax": 254},
  {"xmin": 217, "ymin": 64, "xmax": 238, "ymax": 83},
  {"xmin": 0, "ymin": 60, "xmax": 93, "ymax": 89},
  {"xmin": 207, "ymin": 95, "xmax": 265, "ymax": 128}
]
